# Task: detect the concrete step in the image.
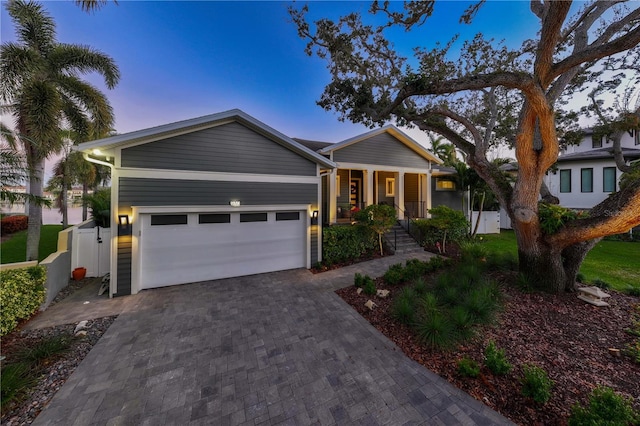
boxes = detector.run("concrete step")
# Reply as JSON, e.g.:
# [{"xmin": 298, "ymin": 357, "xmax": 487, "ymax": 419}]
[{"xmin": 384, "ymin": 222, "xmax": 423, "ymax": 255}]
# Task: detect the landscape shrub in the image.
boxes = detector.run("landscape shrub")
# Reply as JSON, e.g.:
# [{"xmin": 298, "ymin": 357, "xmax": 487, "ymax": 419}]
[
  {"xmin": 415, "ymin": 310, "xmax": 456, "ymax": 349},
  {"xmin": 391, "ymin": 287, "xmax": 417, "ymax": 325},
  {"xmin": 383, "ymin": 257, "xmax": 449, "ymax": 287},
  {"xmin": 484, "ymin": 251, "xmax": 518, "ymax": 271},
  {"xmin": 383, "ymin": 263, "xmax": 405, "ymax": 286},
  {"xmin": 362, "ymin": 276, "xmax": 377, "ymax": 296},
  {"xmin": 521, "ymin": 364, "xmax": 553, "ymax": 404},
  {"xmin": 414, "ymin": 205, "xmax": 469, "ymax": 247},
  {"xmin": 322, "ymin": 224, "xmax": 377, "ymax": 265},
  {"xmin": 483, "ymin": 341, "xmax": 512, "ymax": 375},
  {"xmin": 353, "ymin": 204, "xmax": 397, "ymax": 256},
  {"xmin": 569, "ymin": 386, "xmax": 639, "ymax": 426},
  {"xmin": 354, "ymin": 273, "xmax": 364, "ymax": 288},
  {"xmin": 457, "ymin": 357, "xmax": 480, "ymax": 378},
  {"xmin": 0, "ymin": 266, "xmax": 46, "ymax": 336},
  {"xmin": 1, "ymin": 215, "xmax": 28, "ymax": 234},
  {"xmin": 1, "ymin": 334, "xmax": 73, "ymax": 409}
]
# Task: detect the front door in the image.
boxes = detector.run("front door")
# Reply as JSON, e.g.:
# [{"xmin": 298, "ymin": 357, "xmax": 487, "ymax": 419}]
[{"xmin": 350, "ymin": 178, "xmax": 361, "ymax": 208}]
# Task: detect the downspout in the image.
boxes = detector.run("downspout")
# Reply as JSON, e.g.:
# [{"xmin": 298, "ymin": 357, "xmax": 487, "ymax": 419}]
[{"xmin": 82, "ymin": 152, "xmax": 114, "ymax": 170}]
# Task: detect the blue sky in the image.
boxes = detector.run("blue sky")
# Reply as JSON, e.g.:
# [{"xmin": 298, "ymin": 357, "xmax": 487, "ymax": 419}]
[{"xmin": 1, "ymin": 0, "xmax": 542, "ymax": 145}]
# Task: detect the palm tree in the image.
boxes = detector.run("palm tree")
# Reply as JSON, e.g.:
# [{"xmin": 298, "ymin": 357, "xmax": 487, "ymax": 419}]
[
  {"xmin": 430, "ymin": 136, "xmax": 458, "ymax": 166},
  {"xmin": 1, "ymin": 124, "xmax": 50, "ymax": 207},
  {"xmin": 75, "ymin": 0, "xmax": 116, "ymax": 12},
  {"xmin": 1, "ymin": 0, "xmax": 119, "ymax": 260}
]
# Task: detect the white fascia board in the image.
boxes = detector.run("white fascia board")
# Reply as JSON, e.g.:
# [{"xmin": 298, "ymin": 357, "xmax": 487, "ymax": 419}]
[
  {"xmin": 75, "ymin": 109, "xmax": 336, "ymax": 169},
  {"xmin": 334, "ymin": 162, "xmax": 429, "ymax": 175},
  {"xmin": 118, "ymin": 168, "xmax": 321, "ymax": 184},
  {"xmin": 133, "ymin": 204, "xmax": 311, "ymax": 215}
]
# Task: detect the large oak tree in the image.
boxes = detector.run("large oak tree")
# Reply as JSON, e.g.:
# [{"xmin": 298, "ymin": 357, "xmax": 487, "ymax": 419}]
[{"xmin": 291, "ymin": 0, "xmax": 640, "ymax": 292}]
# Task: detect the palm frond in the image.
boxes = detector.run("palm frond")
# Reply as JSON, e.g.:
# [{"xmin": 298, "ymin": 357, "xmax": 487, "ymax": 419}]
[
  {"xmin": 50, "ymin": 44, "xmax": 120, "ymax": 88},
  {"xmin": 74, "ymin": 0, "xmax": 116, "ymax": 13},
  {"xmin": 0, "ymin": 43, "xmax": 40, "ymax": 103},
  {"xmin": 57, "ymin": 75, "xmax": 114, "ymax": 136},
  {"xmin": 6, "ymin": 0, "xmax": 56, "ymax": 53}
]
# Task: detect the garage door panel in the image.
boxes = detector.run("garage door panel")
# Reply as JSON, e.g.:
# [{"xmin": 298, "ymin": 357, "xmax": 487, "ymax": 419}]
[{"xmin": 139, "ymin": 211, "xmax": 306, "ymax": 289}]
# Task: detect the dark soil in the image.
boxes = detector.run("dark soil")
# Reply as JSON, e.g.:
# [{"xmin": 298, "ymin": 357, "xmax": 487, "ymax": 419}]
[{"xmin": 337, "ymin": 275, "xmax": 640, "ymax": 425}]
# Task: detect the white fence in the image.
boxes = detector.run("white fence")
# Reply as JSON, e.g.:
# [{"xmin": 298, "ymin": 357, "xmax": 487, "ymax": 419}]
[
  {"xmin": 72, "ymin": 225, "xmax": 110, "ymax": 277},
  {"xmin": 470, "ymin": 211, "xmax": 500, "ymax": 234}
]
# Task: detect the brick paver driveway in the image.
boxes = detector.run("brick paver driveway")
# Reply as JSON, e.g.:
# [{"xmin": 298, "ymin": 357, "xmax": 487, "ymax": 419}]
[{"xmin": 33, "ymin": 255, "xmax": 513, "ymax": 425}]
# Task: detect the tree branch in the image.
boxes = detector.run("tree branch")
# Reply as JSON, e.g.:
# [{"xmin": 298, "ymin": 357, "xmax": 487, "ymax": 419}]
[
  {"xmin": 551, "ymin": 25, "xmax": 640, "ymax": 78},
  {"xmin": 548, "ymin": 182, "xmax": 640, "ymax": 247}
]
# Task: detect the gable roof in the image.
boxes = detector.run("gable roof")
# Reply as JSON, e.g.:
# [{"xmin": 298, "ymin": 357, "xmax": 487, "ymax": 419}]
[
  {"xmin": 318, "ymin": 125, "xmax": 443, "ymax": 164},
  {"xmin": 75, "ymin": 109, "xmax": 336, "ymax": 169},
  {"xmin": 557, "ymin": 147, "xmax": 640, "ymax": 162},
  {"xmin": 293, "ymin": 138, "xmax": 333, "ymax": 152}
]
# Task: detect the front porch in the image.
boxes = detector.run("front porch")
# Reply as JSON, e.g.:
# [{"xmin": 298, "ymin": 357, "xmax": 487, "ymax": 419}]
[{"xmin": 326, "ymin": 168, "xmax": 431, "ymax": 223}]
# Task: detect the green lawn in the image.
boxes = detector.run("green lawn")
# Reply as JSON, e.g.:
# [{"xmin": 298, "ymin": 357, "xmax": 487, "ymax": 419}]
[
  {"xmin": 479, "ymin": 230, "xmax": 640, "ymax": 291},
  {"xmin": 1, "ymin": 225, "xmax": 62, "ymax": 264}
]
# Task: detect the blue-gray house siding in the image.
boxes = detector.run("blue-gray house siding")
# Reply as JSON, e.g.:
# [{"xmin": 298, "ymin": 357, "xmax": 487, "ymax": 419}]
[
  {"xmin": 332, "ymin": 133, "xmax": 431, "ymax": 169},
  {"xmin": 121, "ymin": 122, "xmax": 317, "ymax": 176}
]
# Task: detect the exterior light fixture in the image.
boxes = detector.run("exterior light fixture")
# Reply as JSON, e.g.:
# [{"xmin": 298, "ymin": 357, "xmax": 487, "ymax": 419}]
[
  {"xmin": 230, "ymin": 200, "xmax": 241, "ymax": 207},
  {"xmin": 92, "ymin": 149, "xmax": 102, "ymax": 156},
  {"xmin": 118, "ymin": 215, "xmax": 131, "ymax": 236},
  {"xmin": 311, "ymin": 210, "xmax": 319, "ymax": 225}
]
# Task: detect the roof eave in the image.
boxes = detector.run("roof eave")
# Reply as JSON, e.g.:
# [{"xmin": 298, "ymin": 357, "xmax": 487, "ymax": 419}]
[{"xmin": 75, "ymin": 109, "xmax": 336, "ymax": 169}]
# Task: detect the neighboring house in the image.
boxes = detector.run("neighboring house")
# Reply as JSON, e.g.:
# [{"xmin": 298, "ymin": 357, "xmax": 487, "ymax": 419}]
[
  {"xmin": 296, "ymin": 126, "xmax": 453, "ymax": 224},
  {"xmin": 76, "ymin": 110, "xmax": 448, "ymax": 297},
  {"xmin": 545, "ymin": 128, "xmax": 640, "ymax": 209}
]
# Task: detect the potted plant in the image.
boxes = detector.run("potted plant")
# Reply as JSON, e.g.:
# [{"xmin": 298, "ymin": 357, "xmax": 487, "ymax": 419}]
[{"xmin": 72, "ymin": 267, "xmax": 87, "ymax": 280}]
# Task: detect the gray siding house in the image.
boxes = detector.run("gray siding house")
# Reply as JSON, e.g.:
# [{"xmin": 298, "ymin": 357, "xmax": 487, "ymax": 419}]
[
  {"xmin": 77, "ymin": 110, "xmax": 451, "ymax": 296},
  {"xmin": 77, "ymin": 110, "xmax": 335, "ymax": 296}
]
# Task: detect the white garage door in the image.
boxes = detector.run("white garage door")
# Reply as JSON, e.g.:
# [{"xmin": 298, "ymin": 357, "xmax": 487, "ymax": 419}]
[{"xmin": 139, "ymin": 210, "xmax": 306, "ymax": 289}]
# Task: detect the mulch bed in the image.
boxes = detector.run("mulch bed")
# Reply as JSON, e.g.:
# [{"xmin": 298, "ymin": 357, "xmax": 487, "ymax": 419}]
[
  {"xmin": 1, "ymin": 278, "xmax": 116, "ymax": 426},
  {"xmin": 336, "ymin": 275, "xmax": 640, "ymax": 425}
]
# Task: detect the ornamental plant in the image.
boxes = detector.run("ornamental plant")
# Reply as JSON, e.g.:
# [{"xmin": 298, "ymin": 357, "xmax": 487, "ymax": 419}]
[{"xmin": 0, "ymin": 266, "xmax": 46, "ymax": 335}]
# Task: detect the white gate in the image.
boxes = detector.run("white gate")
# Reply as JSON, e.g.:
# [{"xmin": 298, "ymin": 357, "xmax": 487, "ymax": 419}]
[
  {"xmin": 471, "ymin": 211, "xmax": 500, "ymax": 234},
  {"xmin": 72, "ymin": 226, "xmax": 110, "ymax": 277}
]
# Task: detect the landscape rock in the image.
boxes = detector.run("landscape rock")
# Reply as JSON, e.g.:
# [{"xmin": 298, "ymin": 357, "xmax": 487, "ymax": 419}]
[{"xmin": 364, "ymin": 299, "xmax": 377, "ymax": 310}]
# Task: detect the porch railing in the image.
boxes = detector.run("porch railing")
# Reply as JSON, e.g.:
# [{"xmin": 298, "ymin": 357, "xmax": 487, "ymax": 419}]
[
  {"xmin": 404, "ymin": 201, "xmax": 426, "ymax": 219},
  {"xmin": 399, "ymin": 208, "xmax": 424, "ymax": 247}
]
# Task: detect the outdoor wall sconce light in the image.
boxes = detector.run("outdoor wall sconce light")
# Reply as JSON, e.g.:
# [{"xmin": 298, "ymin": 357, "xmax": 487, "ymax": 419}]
[
  {"xmin": 230, "ymin": 200, "xmax": 241, "ymax": 207},
  {"xmin": 118, "ymin": 215, "xmax": 131, "ymax": 236},
  {"xmin": 311, "ymin": 210, "xmax": 319, "ymax": 225}
]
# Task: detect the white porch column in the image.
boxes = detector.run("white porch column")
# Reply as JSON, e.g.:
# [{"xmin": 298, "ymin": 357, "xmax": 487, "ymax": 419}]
[
  {"xmin": 329, "ymin": 169, "xmax": 337, "ymax": 223},
  {"xmin": 365, "ymin": 169, "xmax": 374, "ymax": 207},
  {"xmin": 420, "ymin": 174, "xmax": 428, "ymax": 218},
  {"xmin": 426, "ymin": 171, "xmax": 432, "ymax": 217},
  {"xmin": 397, "ymin": 171, "xmax": 405, "ymax": 219}
]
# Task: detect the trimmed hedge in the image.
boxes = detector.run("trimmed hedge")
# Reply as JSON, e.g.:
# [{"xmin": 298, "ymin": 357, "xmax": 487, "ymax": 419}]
[
  {"xmin": 413, "ymin": 205, "xmax": 469, "ymax": 246},
  {"xmin": 1, "ymin": 215, "xmax": 28, "ymax": 234},
  {"xmin": 322, "ymin": 224, "xmax": 377, "ymax": 265},
  {"xmin": 0, "ymin": 266, "xmax": 46, "ymax": 336}
]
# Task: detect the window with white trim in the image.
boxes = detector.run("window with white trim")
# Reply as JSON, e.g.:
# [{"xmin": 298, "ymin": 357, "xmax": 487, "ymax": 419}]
[
  {"xmin": 435, "ymin": 179, "xmax": 456, "ymax": 191},
  {"xmin": 581, "ymin": 168, "xmax": 593, "ymax": 193},
  {"xmin": 385, "ymin": 178, "xmax": 395, "ymax": 197},
  {"xmin": 592, "ymin": 135, "xmax": 602, "ymax": 148},
  {"xmin": 603, "ymin": 167, "xmax": 616, "ymax": 193}
]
